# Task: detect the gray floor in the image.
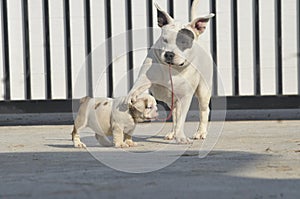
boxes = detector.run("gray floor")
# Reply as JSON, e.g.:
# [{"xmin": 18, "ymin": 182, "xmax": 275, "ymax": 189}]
[{"xmin": 0, "ymin": 121, "xmax": 299, "ymax": 199}]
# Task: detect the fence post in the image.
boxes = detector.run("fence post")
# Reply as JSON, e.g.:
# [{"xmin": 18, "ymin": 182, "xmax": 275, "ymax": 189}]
[{"xmin": 1, "ymin": 0, "xmax": 10, "ymax": 100}]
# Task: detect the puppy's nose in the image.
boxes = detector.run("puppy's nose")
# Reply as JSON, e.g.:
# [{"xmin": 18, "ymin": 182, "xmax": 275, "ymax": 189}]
[{"xmin": 164, "ymin": 51, "xmax": 175, "ymax": 62}]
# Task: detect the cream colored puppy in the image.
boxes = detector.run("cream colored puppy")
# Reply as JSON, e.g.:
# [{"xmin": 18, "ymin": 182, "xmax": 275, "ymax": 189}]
[{"xmin": 72, "ymin": 94, "xmax": 158, "ymax": 148}]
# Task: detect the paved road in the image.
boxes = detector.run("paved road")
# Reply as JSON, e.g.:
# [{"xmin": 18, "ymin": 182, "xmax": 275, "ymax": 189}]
[{"xmin": 0, "ymin": 121, "xmax": 299, "ymax": 199}]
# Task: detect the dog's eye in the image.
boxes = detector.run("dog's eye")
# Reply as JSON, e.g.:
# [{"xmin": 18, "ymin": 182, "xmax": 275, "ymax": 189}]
[
  {"xmin": 181, "ymin": 41, "xmax": 188, "ymax": 46},
  {"xmin": 162, "ymin": 38, "xmax": 168, "ymax": 43},
  {"xmin": 146, "ymin": 106, "xmax": 152, "ymax": 109}
]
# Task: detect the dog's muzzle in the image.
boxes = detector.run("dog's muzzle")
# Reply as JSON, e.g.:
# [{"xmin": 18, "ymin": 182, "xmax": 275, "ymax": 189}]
[
  {"xmin": 164, "ymin": 51, "xmax": 185, "ymax": 67},
  {"xmin": 164, "ymin": 51, "xmax": 175, "ymax": 64}
]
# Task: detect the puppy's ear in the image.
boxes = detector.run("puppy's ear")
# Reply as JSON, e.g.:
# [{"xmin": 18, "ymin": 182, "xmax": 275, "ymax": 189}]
[
  {"xmin": 131, "ymin": 98, "xmax": 148, "ymax": 113},
  {"xmin": 154, "ymin": 2, "xmax": 173, "ymax": 27},
  {"xmin": 190, "ymin": 13, "xmax": 214, "ymax": 37}
]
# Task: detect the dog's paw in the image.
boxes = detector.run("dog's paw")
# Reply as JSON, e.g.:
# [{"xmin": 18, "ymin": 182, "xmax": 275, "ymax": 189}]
[
  {"xmin": 72, "ymin": 134, "xmax": 86, "ymax": 148},
  {"xmin": 114, "ymin": 142, "xmax": 129, "ymax": 148},
  {"xmin": 125, "ymin": 139, "xmax": 137, "ymax": 147},
  {"xmin": 192, "ymin": 131, "xmax": 207, "ymax": 140},
  {"xmin": 164, "ymin": 132, "xmax": 175, "ymax": 140},
  {"xmin": 176, "ymin": 136, "xmax": 192, "ymax": 144},
  {"xmin": 73, "ymin": 141, "xmax": 87, "ymax": 149}
]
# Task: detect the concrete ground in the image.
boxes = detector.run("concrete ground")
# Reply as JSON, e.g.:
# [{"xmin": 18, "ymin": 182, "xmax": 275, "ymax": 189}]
[{"xmin": 0, "ymin": 121, "xmax": 299, "ymax": 199}]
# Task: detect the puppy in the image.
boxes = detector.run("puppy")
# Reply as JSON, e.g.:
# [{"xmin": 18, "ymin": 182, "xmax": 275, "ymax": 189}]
[{"xmin": 71, "ymin": 93, "xmax": 158, "ymax": 148}]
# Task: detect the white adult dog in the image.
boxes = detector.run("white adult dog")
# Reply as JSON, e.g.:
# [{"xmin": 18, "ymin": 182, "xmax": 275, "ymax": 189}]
[{"xmin": 127, "ymin": 1, "xmax": 214, "ymax": 143}]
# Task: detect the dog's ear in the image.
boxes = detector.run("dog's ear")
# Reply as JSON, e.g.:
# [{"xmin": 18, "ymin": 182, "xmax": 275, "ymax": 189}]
[
  {"xmin": 130, "ymin": 98, "xmax": 148, "ymax": 113},
  {"xmin": 190, "ymin": 13, "xmax": 214, "ymax": 37},
  {"xmin": 154, "ymin": 2, "xmax": 173, "ymax": 27}
]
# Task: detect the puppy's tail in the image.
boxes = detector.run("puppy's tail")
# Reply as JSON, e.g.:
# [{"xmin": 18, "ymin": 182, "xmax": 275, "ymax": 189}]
[{"xmin": 80, "ymin": 96, "xmax": 91, "ymax": 104}]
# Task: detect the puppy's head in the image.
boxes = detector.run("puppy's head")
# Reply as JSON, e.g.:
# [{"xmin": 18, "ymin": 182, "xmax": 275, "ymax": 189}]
[
  {"xmin": 129, "ymin": 94, "xmax": 158, "ymax": 122},
  {"xmin": 154, "ymin": 3, "xmax": 214, "ymax": 67}
]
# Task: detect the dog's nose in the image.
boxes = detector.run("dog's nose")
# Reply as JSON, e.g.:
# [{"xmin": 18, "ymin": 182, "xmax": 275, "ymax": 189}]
[{"xmin": 164, "ymin": 51, "xmax": 175, "ymax": 62}]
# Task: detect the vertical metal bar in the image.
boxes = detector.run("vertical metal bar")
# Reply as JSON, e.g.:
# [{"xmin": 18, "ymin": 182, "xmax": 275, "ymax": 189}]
[
  {"xmin": 146, "ymin": 0, "xmax": 153, "ymax": 49},
  {"xmin": 275, "ymin": 0, "xmax": 283, "ymax": 95},
  {"xmin": 63, "ymin": 0, "xmax": 72, "ymax": 99},
  {"xmin": 210, "ymin": 0, "xmax": 218, "ymax": 96},
  {"xmin": 1, "ymin": 0, "xmax": 10, "ymax": 100},
  {"xmin": 231, "ymin": 0, "xmax": 239, "ymax": 96},
  {"xmin": 126, "ymin": 0, "xmax": 134, "ymax": 90},
  {"xmin": 297, "ymin": 0, "xmax": 300, "ymax": 94},
  {"xmin": 253, "ymin": 0, "xmax": 261, "ymax": 95},
  {"xmin": 22, "ymin": 0, "xmax": 31, "ymax": 100},
  {"xmin": 84, "ymin": 0, "xmax": 93, "ymax": 97},
  {"xmin": 168, "ymin": 0, "xmax": 174, "ymax": 18},
  {"xmin": 105, "ymin": 0, "xmax": 113, "ymax": 97},
  {"xmin": 42, "ymin": 0, "xmax": 52, "ymax": 99}
]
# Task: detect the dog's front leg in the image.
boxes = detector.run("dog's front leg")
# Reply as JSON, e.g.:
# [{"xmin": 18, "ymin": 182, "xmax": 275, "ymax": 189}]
[
  {"xmin": 124, "ymin": 134, "xmax": 137, "ymax": 147},
  {"xmin": 193, "ymin": 84, "xmax": 211, "ymax": 139},
  {"xmin": 112, "ymin": 125, "xmax": 129, "ymax": 148},
  {"xmin": 173, "ymin": 96, "xmax": 193, "ymax": 144}
]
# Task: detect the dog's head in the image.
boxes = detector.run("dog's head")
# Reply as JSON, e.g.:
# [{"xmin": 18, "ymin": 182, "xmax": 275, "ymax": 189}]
[
  {"xmin": 129, "ymin": 93, "xmax": 158, "ymax": 122},
  {"xmin": 154, "ymin": 3, "xmax": 214, "ymax": 67}
]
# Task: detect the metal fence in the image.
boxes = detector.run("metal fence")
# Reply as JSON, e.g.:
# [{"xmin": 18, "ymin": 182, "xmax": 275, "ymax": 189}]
[{"xmin": 0, "ymin": 0, "xmax": 300, "ymax": 125}]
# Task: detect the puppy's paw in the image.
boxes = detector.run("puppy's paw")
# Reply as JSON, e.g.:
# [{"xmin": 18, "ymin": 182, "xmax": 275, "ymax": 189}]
[
  {"xmin": 125, "ymin": 139, "xmax": 137, "ymax": 147},
  {"xmin": 73, "ymin": 140, "xmax": 87, "ymax": 149},
  {"xmin": 176, "ymin": 136, "xmax": 192, "ymax": 144},
  {"xmin": 73, "ymin": 134, "xmax": 86, "ymax": 148},
  {"xmin": 164, "ymin": 132, "xmax": 175, "ymax": 140},
  {"xmin": 192, "ymin": 131, "xmax": 207, "ymax": 140},
  {"xmin": 114, "ymin": 142, "xmax": 129, "ymax": 148}
]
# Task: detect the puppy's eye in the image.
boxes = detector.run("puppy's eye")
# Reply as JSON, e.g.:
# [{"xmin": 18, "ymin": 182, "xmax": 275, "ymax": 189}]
[
  {"xmin": 162, "ymin": 38, "xmax": 168, "ymax": 43},
  {"xmin": 146, "ymin": 106, "xmax": 152, "ymax": 109}
]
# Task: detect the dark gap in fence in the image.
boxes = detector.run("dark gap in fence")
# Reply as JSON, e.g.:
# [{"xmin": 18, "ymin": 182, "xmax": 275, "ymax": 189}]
[
  {"xmin": 146, "ymin": 0, "xmax": 154, "ymax": 49},
  {"xmin": 253, "ymin": 0, "xmax": 261, "ymax": 95},
  {"xmin": 2, "ymin": 96, "xmax": 300, "ymax": 115},
  {"xmin": 42, "ymin": 0, "xmax": 52, "ymax": 99},
  {"xmin": 105, "ymin": 0, "xmax": 113, "ymax": 98},
  {"xmin": 126, "ymin": 0, "xmax": 134, "ymax": 90},
  {"xmin": 189, "ymin": 0, "xmax": 193, "ymax": 21},
  {"xmin": 297, "ymin": 0, "xmax": 300, "ymax": 94},
  {"xmin": 1, "ymin": 0, "xmax": 10, "ymax": 100},
  {"xmin": 84, "ymin": 0, "xmax": 93, "ymax": 97},
  {"xmin": 22, "ymin": 0, "xmax": 31, "ymax": 100},
  {"xmin": 210, "ymin": 0, "xmax": 218, "ymax": 96},
  {"xmin": 275, "ymin": 0, "xmax": 283, "ymax": 95},
  {"xmin": 168, "ymin": 0, "xmax": 174, "ymax": 18},
  {"xmin": 231, "ymin": 0, "xmax": 239, "ymax": 96},
  {"xmin": 63, "ymin": 0, "xmax": 72, "ymax": 99}
]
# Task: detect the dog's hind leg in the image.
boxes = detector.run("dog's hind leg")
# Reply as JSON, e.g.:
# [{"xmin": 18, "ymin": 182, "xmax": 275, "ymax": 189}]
[
  {"xmin": 71, "ymin": 127, "xmax": 86, "ymax": 148},
  {"xmin": 71, "ymin": 97, "xmax": 91, "ymax": 148}
]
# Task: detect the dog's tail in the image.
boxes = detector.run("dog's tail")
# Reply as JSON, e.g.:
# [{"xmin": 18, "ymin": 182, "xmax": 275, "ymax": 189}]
[
  {"xmin": 80, "ymin": 96, "xmax": 91, "ymax": 104},
  {"xmin": 191, "ymin": 0, "xmax": 200, "ymax": 21}
]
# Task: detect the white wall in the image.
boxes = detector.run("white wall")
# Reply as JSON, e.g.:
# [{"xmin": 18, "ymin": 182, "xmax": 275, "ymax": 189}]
[{"xmin": 0, "ymin": 0, "xmax": 299, "ymax": 100}]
